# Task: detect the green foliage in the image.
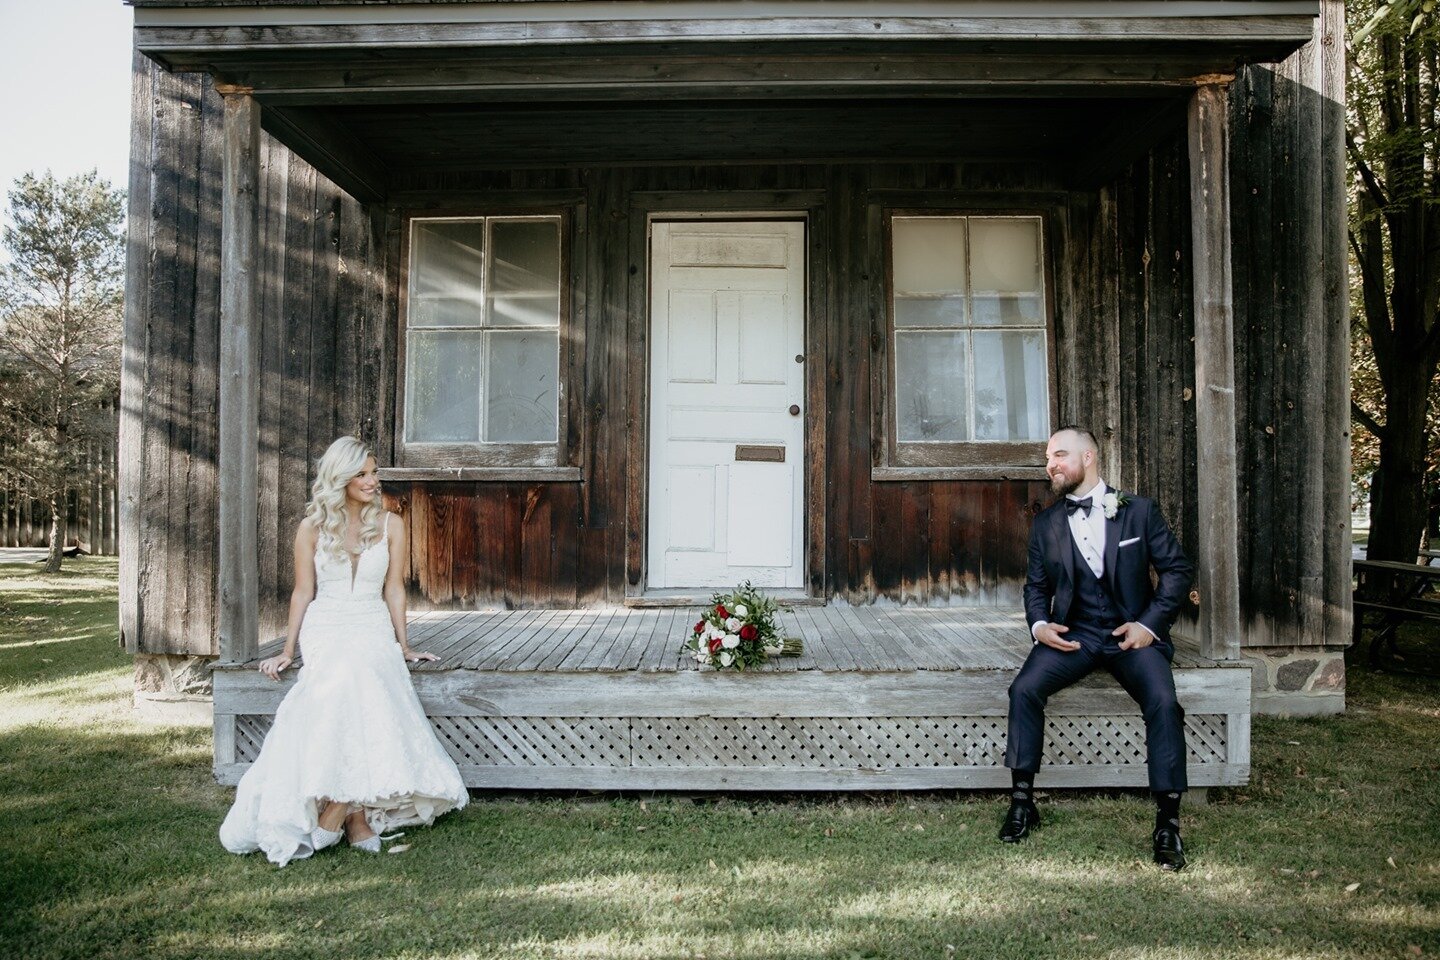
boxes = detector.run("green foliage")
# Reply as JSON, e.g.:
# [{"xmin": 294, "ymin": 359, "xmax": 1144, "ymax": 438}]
[
  {"xmin": 0, "ymin": 170, "xmax": 126, "ymax": 568},
  {"xmin": 1354, "ymin": 0, "xmax": 1436, "ymax": 44},
  {"xmin": 1347, "ymin": 1, "xmax": 1440, "ymax": 550}
]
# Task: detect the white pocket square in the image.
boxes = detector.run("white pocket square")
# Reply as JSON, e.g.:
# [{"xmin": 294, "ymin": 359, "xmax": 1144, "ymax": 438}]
[{"xmin": 1118, "ymin": 537, "xmax": 1141, "ymax": 547}]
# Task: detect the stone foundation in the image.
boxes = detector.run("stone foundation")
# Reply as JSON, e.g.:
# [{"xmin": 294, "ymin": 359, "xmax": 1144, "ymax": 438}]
[
  {"xmin": 1244, "ymin": 646, "xmax": 1346, "ymax": 716},
  {"xmin": 133, "ymin": 653, "xmax": 214, "ymax": 725}
]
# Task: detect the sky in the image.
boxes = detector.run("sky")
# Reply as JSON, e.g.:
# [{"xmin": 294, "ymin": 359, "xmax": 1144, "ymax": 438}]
[{"xmin": 0, "ymin": 0, "xmax": 134, "ymax": 207}]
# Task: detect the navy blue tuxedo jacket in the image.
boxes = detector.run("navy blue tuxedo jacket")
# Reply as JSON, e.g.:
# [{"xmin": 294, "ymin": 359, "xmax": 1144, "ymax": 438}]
[{"xmin": 1023, "ymin": 492, "xmax": 1194, "ymax": 644}]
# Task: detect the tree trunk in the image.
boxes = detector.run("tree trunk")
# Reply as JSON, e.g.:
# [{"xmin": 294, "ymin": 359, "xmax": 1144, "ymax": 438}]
[
  {"xmin": 43, "ymin": 490, "xmax": 65, "ymax": 573},
  {"xmin": 1366, "ymin": 362, "xmax": 1437, "ymax": 563}
]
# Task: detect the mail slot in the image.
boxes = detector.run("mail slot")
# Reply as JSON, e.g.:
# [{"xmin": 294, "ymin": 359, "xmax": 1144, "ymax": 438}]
[{"xmin": 735, "ymin": 444, "xmax": 785, "ymax": 463}]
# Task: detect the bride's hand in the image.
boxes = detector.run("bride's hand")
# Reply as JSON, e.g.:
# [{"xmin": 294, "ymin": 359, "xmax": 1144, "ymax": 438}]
[
  {"xmin": 404, "ymin": 650, "xmax": 439, "ymax": 664},
  {"xmin": 258, "ymin": 655, "xmax": 293, "ymax": 680}
]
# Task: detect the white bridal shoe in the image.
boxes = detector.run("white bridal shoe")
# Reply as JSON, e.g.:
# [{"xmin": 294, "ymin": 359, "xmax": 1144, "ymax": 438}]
[
  {"xmin": 311, "ymin": 825, "xmax": 344, "ymax": 852},
  {"xmin": 351, "ymin": 830, "xmax": 404, "ymax": 854}
]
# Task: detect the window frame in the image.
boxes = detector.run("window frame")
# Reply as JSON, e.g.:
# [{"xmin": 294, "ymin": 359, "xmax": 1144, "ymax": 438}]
[
  {"xmin": 394, "ymin": 206, "xmax": 576, "ymax": 472},
  {"xmin": 876, "ymin": 206, "xmax": 1059, "ymax": 479}
]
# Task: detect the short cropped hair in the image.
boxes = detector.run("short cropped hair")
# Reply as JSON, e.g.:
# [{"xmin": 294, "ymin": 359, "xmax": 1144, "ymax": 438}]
[{"xmin": 1052, "ymin": 425, "xmax": 1099, "ymax": 455}]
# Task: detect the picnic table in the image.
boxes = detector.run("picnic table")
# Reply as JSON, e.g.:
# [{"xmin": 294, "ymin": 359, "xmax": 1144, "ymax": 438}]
[{"xmin": 1352, "ymin": 558, "xmax": 1440, "ymax": 672}]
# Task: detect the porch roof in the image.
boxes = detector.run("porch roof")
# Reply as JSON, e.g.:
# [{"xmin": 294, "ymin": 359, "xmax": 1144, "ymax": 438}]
[{"xmin": 132, "ymin": 1, "xmax": 1318, "ymax": 98}]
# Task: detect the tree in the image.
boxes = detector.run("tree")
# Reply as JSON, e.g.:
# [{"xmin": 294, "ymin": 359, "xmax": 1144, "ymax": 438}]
[
  {"xmin": 1347, "ymin": 1, "xmax": 1440, "ymax": 562},
  {"xmin": 0, "ymin": 171, "xmax": 125, "ymax": 572}
]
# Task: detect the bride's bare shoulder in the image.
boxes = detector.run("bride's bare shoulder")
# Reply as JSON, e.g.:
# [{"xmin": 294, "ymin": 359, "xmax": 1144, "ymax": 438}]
[
  {"xmin": 295, "ymin": 516, "xmax": 321, "ymax": 544},
  {"xmin": 386, "ymin": 511, "xmax": 405, "ymax": 537}
]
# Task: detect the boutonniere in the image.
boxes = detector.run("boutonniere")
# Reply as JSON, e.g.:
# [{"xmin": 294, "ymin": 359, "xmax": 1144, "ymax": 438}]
[{"xmin": 1101, "ymin": 490, "xmax": 1131, "ymax": 520}]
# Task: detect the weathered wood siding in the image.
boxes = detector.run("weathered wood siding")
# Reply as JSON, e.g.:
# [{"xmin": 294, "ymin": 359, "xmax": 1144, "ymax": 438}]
[
  {"xmin": 120, "ymin": 54, "xmax": 386, "ymax": 654},
  {"xmin": 1227, "ymin": 1, "xmax": 1350, "ymax": 648}
]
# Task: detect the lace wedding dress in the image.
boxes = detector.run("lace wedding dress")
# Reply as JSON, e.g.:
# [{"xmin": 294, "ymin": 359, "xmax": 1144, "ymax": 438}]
[{"xmin": 220, "ymin": 514, "xmax": 467, "ymax": 866}]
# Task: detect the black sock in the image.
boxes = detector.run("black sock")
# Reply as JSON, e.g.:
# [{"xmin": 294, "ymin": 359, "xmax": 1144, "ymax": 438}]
[
  {"xmin": 1154, "ymin": 791, "xmax": 1182, "ymax": 829},
  {"xmin": 1012, "ymin": 771, "xmax": 1036, "ymax": 806}
]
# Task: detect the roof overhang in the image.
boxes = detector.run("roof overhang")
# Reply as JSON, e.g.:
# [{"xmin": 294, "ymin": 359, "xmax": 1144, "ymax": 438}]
[{"xmin": 132, "ymin": 1, "xmax": 1320, "ymax": 103}]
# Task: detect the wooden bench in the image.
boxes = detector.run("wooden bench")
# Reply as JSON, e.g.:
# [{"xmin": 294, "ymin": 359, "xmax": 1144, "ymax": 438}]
[{"xmin": 1352, "ymin": 559, "xmax": 1440, "ymax": 671}]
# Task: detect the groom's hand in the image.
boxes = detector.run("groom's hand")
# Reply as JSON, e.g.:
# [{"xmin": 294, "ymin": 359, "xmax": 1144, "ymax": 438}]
[
  {"xmin": 1112, "ymin": 622, "xmax": 1154, "ymax": 650},
  {"xmin": 1037, "ymin": 623, "xmax": 1080, "ymax": 652}
]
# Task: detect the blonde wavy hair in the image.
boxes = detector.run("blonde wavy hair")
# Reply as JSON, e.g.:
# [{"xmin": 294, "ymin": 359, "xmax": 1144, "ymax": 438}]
[{"xmin": 304, "ymin": 436, "xmax": 384, "ymax": 561}]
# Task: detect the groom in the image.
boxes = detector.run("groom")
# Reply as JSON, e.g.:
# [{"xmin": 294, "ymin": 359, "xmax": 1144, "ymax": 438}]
[{"xmin": 999, "ymin": 426, "xmax": 1194, "ymax": 871}]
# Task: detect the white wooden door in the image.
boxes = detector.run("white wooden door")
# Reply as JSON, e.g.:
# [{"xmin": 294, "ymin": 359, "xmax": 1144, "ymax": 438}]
[{"xmin": 647, "ymin": 220, "xmax": 806, "ymax": 590}]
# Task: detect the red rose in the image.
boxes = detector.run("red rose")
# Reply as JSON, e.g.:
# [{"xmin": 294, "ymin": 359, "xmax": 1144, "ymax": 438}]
[
  {"xmin": 715, "ymin": 604, "xmax": 729, "ymax": 618},
  {"xmin": 694, "ymin": 620, "xmax": 706, "ymax": 635},
  {"xmin": 739, "ymin": 624, "xmax": 759, "ymax": 642},
  {"xmin": 708, "ymin": 637, "xmax": 724, "ymax": 654}
]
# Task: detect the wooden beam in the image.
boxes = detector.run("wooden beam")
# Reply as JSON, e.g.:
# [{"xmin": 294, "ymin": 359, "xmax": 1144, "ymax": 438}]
[
  {"xmin": 262, "ymin": 105, "xmax": 387, "ymax": 203},
  {"xmin": 142, "ymin": 49, "xmax": 1309, "ymax": 105},
  {"xmin": 218, "ymin": 92, "xmax": 261, "ymax": 666},
  {"xmin": 1187, "ymin": 81, "xmax": 1242, "ymax": 661}
]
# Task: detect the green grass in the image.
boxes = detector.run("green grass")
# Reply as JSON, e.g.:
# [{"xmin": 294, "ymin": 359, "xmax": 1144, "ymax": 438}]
[{"xmin": 2, "ymin": 558, "xmax": 1438, "ymax": 960}]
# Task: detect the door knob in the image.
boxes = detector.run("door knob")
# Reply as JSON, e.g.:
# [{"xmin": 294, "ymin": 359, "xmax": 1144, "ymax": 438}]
[{"xmin": 789, "ymin": 404, "xmax": 801, "ymax": 416}]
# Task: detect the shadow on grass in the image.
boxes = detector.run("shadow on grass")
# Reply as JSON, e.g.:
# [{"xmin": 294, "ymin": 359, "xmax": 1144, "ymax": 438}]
[{"xmin": 2, "ymin": 714, "xmax": 1438, "ymax": 960}]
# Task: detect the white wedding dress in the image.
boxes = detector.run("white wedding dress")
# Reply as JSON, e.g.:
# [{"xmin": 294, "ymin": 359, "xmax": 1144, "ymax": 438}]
[{"xmin": 219, "ymin": 514, "xmax": 467, "ymax": 866}]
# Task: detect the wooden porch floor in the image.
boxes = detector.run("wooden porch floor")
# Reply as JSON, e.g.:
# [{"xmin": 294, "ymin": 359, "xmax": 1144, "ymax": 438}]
[
  {"xmin": 249, "ymin": 606, "xmax": 1234, "ymax": 674},
  {"xmin": 216, "ymin": 607, "xmax": 1250, "ymax": 791}
]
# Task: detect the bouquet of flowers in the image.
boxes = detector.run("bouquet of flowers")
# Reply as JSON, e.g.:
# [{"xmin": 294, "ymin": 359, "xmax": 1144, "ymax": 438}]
[{"xmin": 684, "ymin": 581, "xmax": 799, "ymax": 670}]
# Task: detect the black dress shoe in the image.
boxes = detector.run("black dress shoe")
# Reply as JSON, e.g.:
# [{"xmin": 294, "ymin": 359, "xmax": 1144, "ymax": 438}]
[
  {"xmin": 998, "ymin": 800, "xmax": 1040, "ymax": 843},
  {"xmin": 1153, "ymin": 824, "xmax": 1186, "ymax": 871}
]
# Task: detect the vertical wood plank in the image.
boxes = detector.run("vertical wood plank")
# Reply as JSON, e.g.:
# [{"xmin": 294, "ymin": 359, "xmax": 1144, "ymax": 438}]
[
  {"xmin": 217, "ymin": 92, "xmax": 262, "ymax": 665},
  {"xmin": 1188, "ymin": 83, "xmax": 1242, "ymax": 662},
  {"xmin": 118, "ymin": 50, "xmax": 154, "ymax": 652}
]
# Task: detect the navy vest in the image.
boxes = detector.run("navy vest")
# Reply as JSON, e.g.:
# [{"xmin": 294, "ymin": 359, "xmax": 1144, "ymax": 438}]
[{"xmin": 1069, "ymin": 536, "xmax": 1122, "ymax": 630}]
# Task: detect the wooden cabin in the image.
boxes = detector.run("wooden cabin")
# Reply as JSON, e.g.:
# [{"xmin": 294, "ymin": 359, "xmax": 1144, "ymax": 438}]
[{"xmin": 120, "ymin": 1, "xmax": 1352, "ymax": 788}]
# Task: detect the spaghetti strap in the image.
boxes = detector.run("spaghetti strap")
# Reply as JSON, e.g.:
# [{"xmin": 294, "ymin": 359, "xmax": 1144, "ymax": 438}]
[{"xmin": 380, "ymin": 511, "xmax": 391, "ymax": 545}]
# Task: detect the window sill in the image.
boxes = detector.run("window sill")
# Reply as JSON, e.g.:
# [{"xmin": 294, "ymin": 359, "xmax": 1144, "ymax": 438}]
[
  {"xmin": 379, "ymin": 467, "xmax": 582, "ymax": 483},
  {"xmin": 871, "ymin": 466, "xmax": 1048, "ymax": 482}
]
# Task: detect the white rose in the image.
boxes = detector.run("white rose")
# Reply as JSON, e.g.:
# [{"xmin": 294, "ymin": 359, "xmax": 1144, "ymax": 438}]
[
  {"xmin": 706, "ymin": 623, "xmax": 723, "ymax": 640},
  {"xmin": 725, "ymin": 617, "xmax": 742, "ymax": 632},
  {"xmin": 721, "ymin": 634, "xmax": 740, "ymax": 649},
  {"xmin": 1102, "ymin": 492, "xmax": 1119, "ymax": 519},
  {"xmin": 719, "ymin": 651, "xmax": 734, "ymax": 667},
  {"xmin": 733, "ymin": 604, "xmax": 749, "ymax": 618}
]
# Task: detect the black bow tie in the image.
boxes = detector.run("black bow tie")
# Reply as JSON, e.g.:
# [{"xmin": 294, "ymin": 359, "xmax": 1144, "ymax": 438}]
[{"xmin": 1065, "ymin": 497, "xmax": 1093, "ymax": 517}]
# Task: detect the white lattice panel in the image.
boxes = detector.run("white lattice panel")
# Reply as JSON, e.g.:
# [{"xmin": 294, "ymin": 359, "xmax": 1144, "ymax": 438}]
[
  {"xmin": 631, "ymin": 717, "xmax": 1009, "ymax": 769},
  {"xmin": 430, "ymin": 716, "xmax": 630, "ymax": 767},
  {"xmin": 1043, "ymin": 715, "xmax": 1228, "ymax": 766},
  {"xmin": 230, "ymin": 713, "xmax": 1227, "ymax": 771},
  {"xmin": 234, "ymin": 715, "xmax": 273, "ymax": 763}
]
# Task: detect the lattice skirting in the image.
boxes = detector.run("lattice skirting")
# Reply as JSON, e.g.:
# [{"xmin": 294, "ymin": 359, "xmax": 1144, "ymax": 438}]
[{"xmin": 227, "ymin": 713, "xmax": 1231, "ymax": 777}]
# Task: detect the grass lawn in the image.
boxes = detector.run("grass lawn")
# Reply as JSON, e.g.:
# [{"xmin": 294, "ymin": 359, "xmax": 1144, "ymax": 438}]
[{"xmin": 2, "ymin": 558, "xmax": 1438, "ymax": 960}]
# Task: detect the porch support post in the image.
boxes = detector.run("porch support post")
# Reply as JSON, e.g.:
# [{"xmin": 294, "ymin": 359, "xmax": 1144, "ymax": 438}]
[
  {"xmin": 218, "ymin": 91, "xmax": 261, "ymax": 665},
  {"xmin": 1187, "ymin": 80, "xmax": 1242, "ymax": 662}
]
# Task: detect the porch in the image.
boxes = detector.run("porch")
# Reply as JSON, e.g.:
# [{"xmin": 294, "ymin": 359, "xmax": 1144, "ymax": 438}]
[{"xmin": 212, "ymin": 607, "xmax": 1250, "ymax": 790}]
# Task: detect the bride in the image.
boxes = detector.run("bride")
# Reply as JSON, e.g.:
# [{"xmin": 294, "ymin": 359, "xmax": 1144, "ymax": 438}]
[{"xmin": 220, "ymin": 436, "xmax": 467, "ymax": 866}]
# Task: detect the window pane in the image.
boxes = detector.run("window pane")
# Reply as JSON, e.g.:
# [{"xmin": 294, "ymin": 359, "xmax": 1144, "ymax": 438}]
[
  {"xmin": 969, "ymin": 217, "xmax": 1042, "ymax": 298},
  {"xmin": 972, "ymin": 330, "xmax": 1048, "ymax": 441},
  {"xmin": 893, "ymin": 217, "xmax": 966, "ymax": 297},
  {"xmin": 406, "ymin": 331, "xmax": 481, "ymax": 442},
  {"xmin": 409, "ymin": 220, "xmax": 486, "ymax": 327},
  {"xmin": 971, "ymin": 293, "xmax": 1044, "ymax": 328},
  {"xmin": 895, "ymin": 331, "xmax": 969, "ymax": 442},
  {"xmin": 489, "ymin": 219, "xmax": 561, "ymax": 328},
  {"xmin": 895, "ymin": 296, "xmax": 966, "ymax": 328},
  {"xmin": 485, "ymin": 330, "xmax": 559, "ymax": 443}
]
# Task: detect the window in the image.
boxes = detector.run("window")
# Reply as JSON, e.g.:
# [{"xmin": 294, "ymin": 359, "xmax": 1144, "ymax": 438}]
[
  {"xmin": 884, "ymin": 213, "xmax": 1053, "ymax": 472},
  {"xmin": 400, "ymin": 215, "xmax": 565, "ymax": 467}
]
